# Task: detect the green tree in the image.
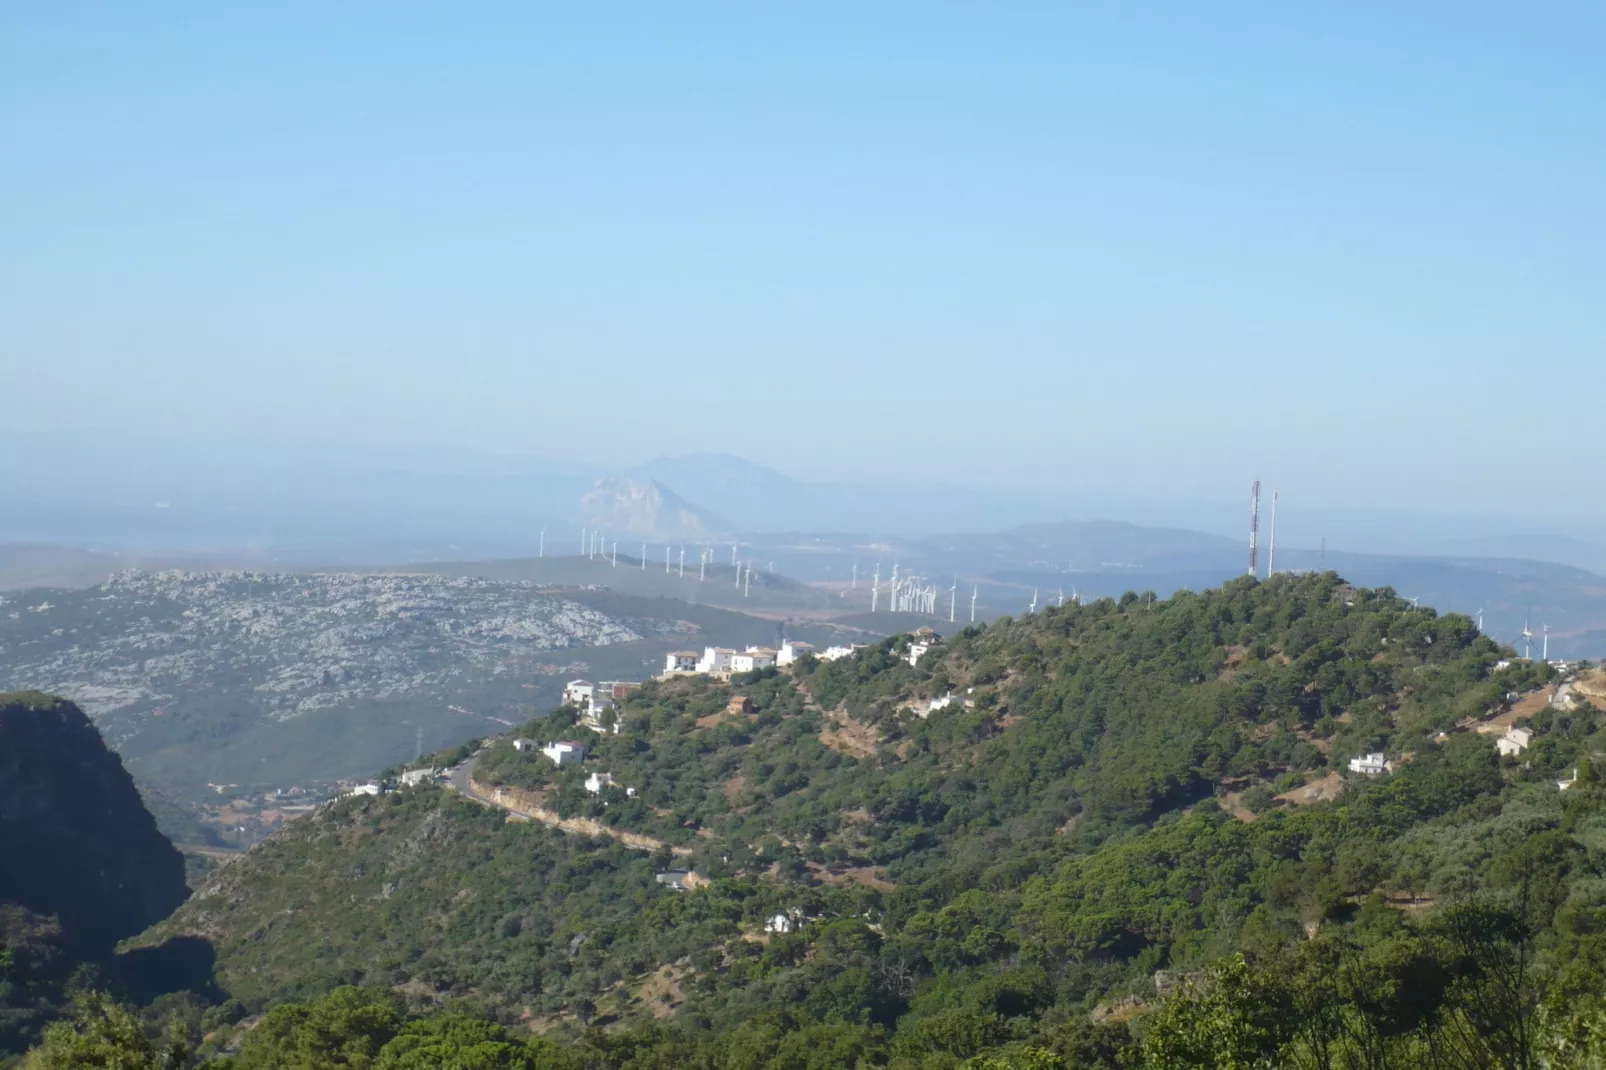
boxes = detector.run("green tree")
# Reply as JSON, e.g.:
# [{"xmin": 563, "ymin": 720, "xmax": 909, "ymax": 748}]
[
  {"xmin": 234, "ymin": 986, "xmax": 403, "ymax": 1070},
  {"xmin": 23, "ymin": 992, "xmax": 193, "ymax": 1070},
  {"xmin": 1140, "ymin": 955, "xmax": 1291, "ymax": 1070},
  {"xmin": 961, "ymin": 1047, "xmax": 1066, "ymax": 1069},
  {"xmin": 375, "ymin": 1015, "xmax": 566, "ymax": 1069}
]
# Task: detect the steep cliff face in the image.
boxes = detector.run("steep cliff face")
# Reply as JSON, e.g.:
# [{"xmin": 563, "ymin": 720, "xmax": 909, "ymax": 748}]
[{"xmin": 0, "ymin": 691, "xmax": 187, "ymax": 955}]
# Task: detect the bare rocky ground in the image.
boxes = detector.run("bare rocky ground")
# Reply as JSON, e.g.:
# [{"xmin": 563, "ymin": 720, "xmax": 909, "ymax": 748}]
[{"xmin": 0, "ymin": 569, "xmax": 695, "ymax": 749}]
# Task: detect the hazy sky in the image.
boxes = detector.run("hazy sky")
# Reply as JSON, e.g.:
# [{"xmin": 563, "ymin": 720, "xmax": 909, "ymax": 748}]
[{"xmin": 4, "ymin": 4, "xmax": 1603, "ymax": 508}]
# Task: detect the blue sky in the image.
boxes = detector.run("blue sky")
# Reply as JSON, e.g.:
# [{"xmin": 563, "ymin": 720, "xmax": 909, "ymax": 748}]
[{"xmin": 4, "ymin": 3, "xmax": 1603, "ymax": 509}]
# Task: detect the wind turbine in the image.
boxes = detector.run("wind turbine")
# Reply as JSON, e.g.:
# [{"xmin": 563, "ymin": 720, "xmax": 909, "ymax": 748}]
[
  {"xmin": 871, "ymin": 565, "xmax": 880, "ymax": 612},
  {"xmin": 581, "ymin": 528, "xmax": 587, "ymax": 555},
  {"xmin": 538, "ymin": 530, "xmax": 544, "ymax": 558},
  {"xmin": 679, "ymin": 548, "xmax": 685, "ymax": 577},
  {"xmin": 1029, "ymin": 589, "xmax": 1038, "ymax": 614},
  {"xmin": 1543, "ymin": 623, "xmax": 1549, "ymax": 662},
  {"xmin": 1522, "ymin": 613, "xmax": 1534, "ymax": 660},
  {"xmin": 641, "ymin": 544, "xmax": 647, "ymax": 570},
  {"xmin": 949, "ymin": 575, "xmax": 957, "ymax": 623},
  {"xmin": 1476, "ymin": 606, "xmax": 1484, "ymax": 632},
  {"xmin": 1057, "ymin": 588, "xmax": 1065, "ymax": 608},
  {"xmin": 612, "ymin": 542, "xmax": 618, "ymax": 567},
  {"xmin": 970, "ymin": 584, "xmax": 978, "ymax": 623}
]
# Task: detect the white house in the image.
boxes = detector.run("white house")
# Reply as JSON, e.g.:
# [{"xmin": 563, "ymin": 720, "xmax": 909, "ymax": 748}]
[
  {"xmin": 512, "ymin": 738, "xmax": 538, "ymax": 753},
  {"xmin": 731, "ymin": 647, "xmax": 778, "ymax": 673},
  {"xmin": 563, "ymin": 680, "xmax": 595, "ymax": 708},
  {"xmin": 1348, "ymin": 752, "xmax": 1388, "ymax": 776},
  {"xmin": 584, "ymin": 771, "xmax": 617, "ymax": 794},
  {"xmin": 664, "ymin": 650, "xmax": 701, "ymax": 674},
  {"xmin": 907, "ymin": 629, "xmax": 943, "ymax": 666},
  {"xmin": 697, "ymin": 647, "xmax": 736, "ymax": 674},
  {"xmin": 776, "ymin": 641, "xmax": 814, "ymax": 666},
  {"xmin": 1559, "ymin": 769, "xmax": 1579, "ymax": 791},
  {"xmin": 1496, "ymin": 727, "xmax": 1533, "ymax": 757},
  {"xmin": 656, "ymin": 870, "xmax": 694, "ymax": 892},
  {"xmin": 925, "ymin": 692, "xmax": 956, "ymax": 716},
  {"xmin": 344, "ymin": 782, "xmax": 383, "ymax": 797},
  {"xmin": 764, "ymin": 910, "xmax": 804, "ymax": 934},
  {"xmin": 820, "ymin": 644, "xmax": 865, "ymax": 662},
  {"xmin": 398, "ymin": 768, "xmax": 438, "ymax": 787},
  {"xmin": 541, "ymin": 741, "xmax": 586, "ymax": 766}
]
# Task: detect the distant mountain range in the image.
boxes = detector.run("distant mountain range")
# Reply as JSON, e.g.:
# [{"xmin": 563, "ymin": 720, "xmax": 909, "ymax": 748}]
[{"xmin": 5, "ymin": 430, "xmax": 1606, "ymax": 577}]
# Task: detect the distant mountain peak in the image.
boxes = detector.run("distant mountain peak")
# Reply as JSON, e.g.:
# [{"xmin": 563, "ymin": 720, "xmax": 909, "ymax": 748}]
[{"xmin": 579, "ymin": 477, "xmax": 726, "ymax": 539}]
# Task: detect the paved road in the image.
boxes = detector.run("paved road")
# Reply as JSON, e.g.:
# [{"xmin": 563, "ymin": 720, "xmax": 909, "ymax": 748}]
[
  {"xmin": 444, "ymin": 747, "xmax": 529, "ymax": 820},
  {"xmin": 442, "ymin": 746, "xmax": 687, "ymax": 854}
]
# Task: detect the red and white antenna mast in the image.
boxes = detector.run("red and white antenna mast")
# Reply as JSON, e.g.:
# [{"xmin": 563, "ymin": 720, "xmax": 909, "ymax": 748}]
[{"xmin": 1247, "ymin": 479, "xmax": 1261, "ymax": 577}]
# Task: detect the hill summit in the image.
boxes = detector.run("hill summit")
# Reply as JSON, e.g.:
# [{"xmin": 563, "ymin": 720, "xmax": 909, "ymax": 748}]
[{"xmin": 579, "ymin": 476, "xmax": 726, "ymax": 539}]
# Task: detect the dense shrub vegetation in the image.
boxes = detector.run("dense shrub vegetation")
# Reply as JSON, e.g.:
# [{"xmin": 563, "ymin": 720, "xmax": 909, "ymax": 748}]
[{"xmin": 19, "ymin": 573, "xmax": 1606, "ymax": 1066}]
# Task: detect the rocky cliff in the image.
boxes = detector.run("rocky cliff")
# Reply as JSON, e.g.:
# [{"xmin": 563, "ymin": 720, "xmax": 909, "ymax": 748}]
[{"xmin": 0, "ymin": 691, "xmax": 187, "ymax": 955}]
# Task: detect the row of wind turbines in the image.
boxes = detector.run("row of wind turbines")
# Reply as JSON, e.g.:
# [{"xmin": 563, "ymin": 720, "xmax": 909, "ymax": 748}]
[
  {"xmin": 539, "ymin": 527, "xmax": 783, "ymax": 598},
  {"xmin": 852, "ymin": 560, "xmax": 1083, "ymax": 624}
]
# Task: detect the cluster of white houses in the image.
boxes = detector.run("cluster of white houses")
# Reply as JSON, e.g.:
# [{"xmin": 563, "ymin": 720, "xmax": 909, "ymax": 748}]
[
  {"xmin": 663, "ymin": 639, "xmax": 839, "ymax": 678},
  {"xmin": 662, "ymin": 628, "xmax": 945, "ymax": 679},
  {"xmin": 511, "ymin": 737, "xmax": 636, "ymax": 796},
  {"xmin": 1348, "ymin": 724, "xmax": 1577, "ymax": 788}
]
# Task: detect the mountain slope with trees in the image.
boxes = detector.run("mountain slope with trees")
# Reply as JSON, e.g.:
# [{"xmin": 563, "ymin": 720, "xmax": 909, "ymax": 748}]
[{"xmin": 96, "ymin": 573, "xmax": 1606, "ymax": 1066}]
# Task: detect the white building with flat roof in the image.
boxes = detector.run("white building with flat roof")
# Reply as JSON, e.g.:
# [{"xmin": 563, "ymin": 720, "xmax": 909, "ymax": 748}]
[
  {"xmin": 563, "ymin": 680, "xmax": 595, "ymax": 708},
  {"xmin": 1348, "ymin": 752, "xmax": 1388, "ymax": 776},
  {"xmin": 541, "ymin": 741, "xmax": 586, "ymax": 766}
]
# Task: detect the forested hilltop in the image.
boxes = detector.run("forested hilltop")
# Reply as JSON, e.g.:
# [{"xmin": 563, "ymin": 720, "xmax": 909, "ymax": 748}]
[{"xmin": 31, "ymin": 573, "xmax": 1606, "ymax": 1067}]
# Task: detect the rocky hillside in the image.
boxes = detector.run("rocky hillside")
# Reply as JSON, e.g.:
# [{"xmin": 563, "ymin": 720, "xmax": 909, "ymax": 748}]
[{"xmin": 0, "ymin": 570, "xmax": 696, "ymax": 805}]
